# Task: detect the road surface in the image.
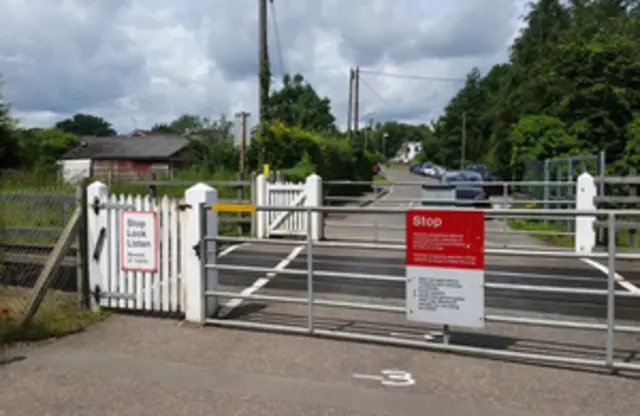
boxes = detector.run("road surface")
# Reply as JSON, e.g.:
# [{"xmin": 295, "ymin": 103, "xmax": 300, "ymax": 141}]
[{"xmin": 2, "ymin": 168, "xmax": 639, "ymax": 415}]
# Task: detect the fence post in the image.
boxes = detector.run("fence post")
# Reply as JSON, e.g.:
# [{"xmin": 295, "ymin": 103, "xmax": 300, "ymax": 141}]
[
  {"xmin": 255, "ymin": 174, "xmax": 267, "ymax": 239},
  {"xmin": 184, "ymin": 183, "xmax": 218, "ymax": 324},
  {"xmin": 250, "ymin": 171, "xmax": 257, "ymax": 236},
  {"xmin": 575, "ymin": 173, "xmax": 596, "ymax": 254},
  {"xmin": 629, "ymin": 168, "xmax": 638, "ymax": 248},
  {"xmin": 305, "ymin": 174, "xmax": 324, "ymax": 241},
  {"xmin": 86, "ymin": 181, "xmax": 109, "ymax": 311}
]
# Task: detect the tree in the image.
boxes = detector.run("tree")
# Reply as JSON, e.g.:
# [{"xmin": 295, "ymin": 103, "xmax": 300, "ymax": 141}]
[
  {"xmin": 55, "ymin": 113, "xmax": 117, "ymax": 137},
  {"xmin": 508, "ymin": 115, "xmax": 579, "ymax": 178},
  {"xmin": 430, "ymin": 0, "xmax": 640, "ymax": 178},
  {"xmin": 0, "ymin": 78, "xmax": 20, "ymax": 168},
  {"xmin": 266, "ymin": 74, "xmax": 337, "ymax": 133},
  {"xmin": 152, "ymin": 113, "xmax": 239, "ymax": 173},
  {"xmin": 17, "ymin": 128, "xmax": 79, "ymax": 167}
]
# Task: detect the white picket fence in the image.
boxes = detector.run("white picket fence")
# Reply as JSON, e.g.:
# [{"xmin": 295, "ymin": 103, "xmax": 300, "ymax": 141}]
[
  {"xmin": 87, "ymin": 182, "xmax": 185, "ymax": 313},
  {"xmin": 86, "ymin": 173, "xmax": 323, "ymax": 315},
  {"xmin": 255, "ymin": 173, "xmax": 323, "ymax": 240}
]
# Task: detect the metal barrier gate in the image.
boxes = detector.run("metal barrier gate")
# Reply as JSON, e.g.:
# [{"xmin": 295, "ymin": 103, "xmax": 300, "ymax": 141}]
[{"xmin": 189, "ymin": 199, "xmax": 640, "ymax": 374}]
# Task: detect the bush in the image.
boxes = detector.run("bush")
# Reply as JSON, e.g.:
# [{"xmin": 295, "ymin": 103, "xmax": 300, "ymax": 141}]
[{"xmin": 247, "ymin": 122, "xmax": 376, "ymax": 195}]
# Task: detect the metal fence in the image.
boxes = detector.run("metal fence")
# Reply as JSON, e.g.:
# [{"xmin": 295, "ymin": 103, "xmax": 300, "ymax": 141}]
[
  {"xmin": 0, "ymin": 188, "xmax": 82, "ymax": 344},
  {"xmin": 200, "ymin": 204, "xmax": 640, "ymax": 373}
]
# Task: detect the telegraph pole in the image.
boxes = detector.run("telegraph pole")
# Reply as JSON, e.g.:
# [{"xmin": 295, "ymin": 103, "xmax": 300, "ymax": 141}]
[
  {"xmin": 258, "ymin": 0, "xmax": 268, "ymax": 123},
  {"xmin": 460, "ymin": 111, "xmax": 467, "ymax": 169},
  {"xmin": 353, "ymin": 66, "xmax": 360, "ymax": 133},
  {"xmin": 258, "ymin": 0, "xmax": 269, "ymax": 168},
  {"xmin": 347, "ymin": 68, "xmax": 354, "ymax": 135},
  {"xmin": 235, "ymin": 111, "xmax": 250, "ymax": 177}
]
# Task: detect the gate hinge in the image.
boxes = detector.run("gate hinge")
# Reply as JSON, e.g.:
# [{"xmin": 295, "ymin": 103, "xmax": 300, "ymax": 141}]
[{"xmin": 192, "ymin": 242, "xmax": 201, "ymax": 259}]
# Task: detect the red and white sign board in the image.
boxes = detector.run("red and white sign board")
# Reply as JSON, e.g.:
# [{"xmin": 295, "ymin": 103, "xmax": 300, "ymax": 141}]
[
  {"xmin": 120, "ymin": 211, "xmax": 159, "ymax": 273},
  {"xmin": 405, "ymin": 209, "xmax": 485, "ymax": 328}
]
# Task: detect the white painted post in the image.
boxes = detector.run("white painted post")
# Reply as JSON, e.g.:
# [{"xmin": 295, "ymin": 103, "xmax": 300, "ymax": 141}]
[
  {"xmin": 255, "ymin": 173, "xmax": 267, "ymax": 238},
  {"xmin": 184, "ymin": 183, "xmax": 218, "ymax": 324},
  {"xmin": 305, "ymin": 173, "xmax": 324, "ymax": 240},
  {"xmin": 86, "ymin": 181, "xmax": 108, "ymax": 310},
  {"xmin": 575, "ymin": 172, "xmax": 596, "ymax": 254}
]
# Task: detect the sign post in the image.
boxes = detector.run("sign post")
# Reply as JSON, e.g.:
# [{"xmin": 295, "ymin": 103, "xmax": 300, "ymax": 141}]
[
  {"xmin": 405, "ymin": 209, "xmax": 485, "ymax": 329},
  {"xmin": 120, "ymin": 211, "xmax": 159, "ymax": 272}
]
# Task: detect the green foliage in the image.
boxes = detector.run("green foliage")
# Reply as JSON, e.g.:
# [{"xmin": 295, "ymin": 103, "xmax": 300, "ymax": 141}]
[
  {"xmin": 55, "ymin": 113, "xmax": 117, "ymax": 136},
  {"xmin": 430, "ymin": 0, "xmax": 640, "ymax": 177},
  {"xmin": 0, "ymin": 80, "xmax": 20, "ymax": 169},
  {"xmin": 508, "ymin": 115, "xmax": 580, "ymax": 177},
  {"xmin": 247, "ymin": 121, "xmax": 375, "ymax": 194},
  {"xmin": 16, "ymin": 128, "xmax": 80, "ymax": 167},
  {"xmin": 623, "ymin": 112, "xmax": 640, "ymax": 170},
  {"xmin": 266, "ymin": 74, "xmax": 337, "ymax": 133}
]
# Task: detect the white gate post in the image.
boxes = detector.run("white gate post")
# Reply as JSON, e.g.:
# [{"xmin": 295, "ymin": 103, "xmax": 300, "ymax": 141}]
[
  {"xmin": 255, "ymin": 173, "xmax": 267, "ymax": 238},
  {"xmin": 575, "ymin": 172, "xmax": 596, "ymax": 254},
  {"xmin": 86, "ymin": 181, "xmax": 108, "ymax": 310},
  {"xmin": 184, "ymin": 183, "xmax": 218, "ymax": 324},
  {"xmin": 305, "ymin": 173, "xmax": 324, "ymax": 240}
]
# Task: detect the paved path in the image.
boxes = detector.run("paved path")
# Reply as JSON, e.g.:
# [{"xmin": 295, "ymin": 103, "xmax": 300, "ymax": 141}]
[{"xmin": 1, "ymin": 315, "xmax": 639, "ymax": 416}]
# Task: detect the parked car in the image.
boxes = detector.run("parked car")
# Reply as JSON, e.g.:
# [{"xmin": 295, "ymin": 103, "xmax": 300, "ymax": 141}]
[
  {"xmin": 409, "ymin": 162, "xmax": 422, "ymax": 174},
  {"xmin": 440, "ymin": 170, "xmax": 491, "ymax": 209},
  {"xmin": 465, "ymin": 163, "xmax": 503, "ymax": 197}
]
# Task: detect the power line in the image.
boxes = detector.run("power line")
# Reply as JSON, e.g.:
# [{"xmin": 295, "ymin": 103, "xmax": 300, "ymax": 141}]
[
  {"xmin": 358, "ymin": 69, "xmax": 465, "ymax": 83},
  {"xmin": 358, "ymin": 75, "xmax": 391, "ymax": 106},
  {"xmin": 269, "ymin": 0, "xmax": 287, "ymax": 76}
]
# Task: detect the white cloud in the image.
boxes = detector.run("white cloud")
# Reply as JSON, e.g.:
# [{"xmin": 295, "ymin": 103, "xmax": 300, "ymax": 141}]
[{"xmin": 0, "ymin": 0, "xmax": 529, "ymax": 133}]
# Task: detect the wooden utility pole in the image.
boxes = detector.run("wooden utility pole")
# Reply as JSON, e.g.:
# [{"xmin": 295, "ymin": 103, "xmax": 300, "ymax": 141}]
[
  {"xmin": 258, "ymin": 0, "xmax": 268, "ymax": 123},
  {"xmin": 354, "ymin": 66, "xmax": 360, "ymax": 133},
  {"xmin": 460, "ymin": 111, "xmax": 467, "ymax": 169},
  {"xmin": 236, "ymin": 111, "xmax": 250, "ymax": 176},
  {"xmin": 347, "ymin": 68, "xmax": 354, "ymax": 135},
  {"xmin": 258, "ymin": 0, "xmax": 269, "ymax": 167}
]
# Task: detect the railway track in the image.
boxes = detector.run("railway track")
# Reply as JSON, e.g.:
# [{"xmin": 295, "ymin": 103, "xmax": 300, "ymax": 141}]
[{"xmin": 1, "ymin": 242, "xmax": 77, "ymax": 267}]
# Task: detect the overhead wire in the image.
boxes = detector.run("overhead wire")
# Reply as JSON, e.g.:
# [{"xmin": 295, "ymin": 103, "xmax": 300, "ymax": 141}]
[
  {"xmin": 358, "ymin": 75, "xmax": 392, "ymax": 107},
  {"xmin": 358, "ymin": 68, "xmax": 465, "ymax": 83}
]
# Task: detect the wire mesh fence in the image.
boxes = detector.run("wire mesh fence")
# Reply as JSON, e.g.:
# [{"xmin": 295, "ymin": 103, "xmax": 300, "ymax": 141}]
[{"xmin": 0, "ymin": 187, "xmax": 85, "ymax": 344}]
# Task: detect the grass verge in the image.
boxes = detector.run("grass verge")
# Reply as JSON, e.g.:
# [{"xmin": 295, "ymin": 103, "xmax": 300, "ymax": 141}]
[
  {"xmin": 0, "ymin": 288, "xmax": 106, "ymax": 345},
  {"xmin": 508, "ymin": 216, "xmax": 639, "ymax": 249}
]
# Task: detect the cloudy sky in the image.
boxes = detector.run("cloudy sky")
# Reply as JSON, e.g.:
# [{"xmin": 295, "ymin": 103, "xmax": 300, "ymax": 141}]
[{"xmin": 0, "ymin": 0, "xmax": 528, "ymax": 134}]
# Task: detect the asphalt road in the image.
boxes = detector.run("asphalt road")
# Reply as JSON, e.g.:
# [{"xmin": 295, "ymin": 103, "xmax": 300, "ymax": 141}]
[{"xmin": 213, "ymin": 168, "xmax": 640, "ymax": 322}]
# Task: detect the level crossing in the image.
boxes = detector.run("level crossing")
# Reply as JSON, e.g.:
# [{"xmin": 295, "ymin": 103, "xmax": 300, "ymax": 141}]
[{"xmin": 214, "ymin": 169, "xmax": 640, "ymax": 323}]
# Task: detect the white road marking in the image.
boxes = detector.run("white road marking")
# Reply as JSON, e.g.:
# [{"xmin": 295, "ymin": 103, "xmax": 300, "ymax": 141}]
[
  {"xmin": 217, "ymin": 245, "xmax": 305, "ymax": 317},
  {"xmin": 352, "ymin": 370, "xmax": 416, "ymax": 387},
  {"xmin": 218, "ymin": 243, "xmax": 248, "ymax": 258},
  {"xmin": 579, "ymin": 258, "xmax": 640, "ymax": 294},
  {"xmin": 150, "ymin": 243, "xmax": 249, "ymax": 294}
]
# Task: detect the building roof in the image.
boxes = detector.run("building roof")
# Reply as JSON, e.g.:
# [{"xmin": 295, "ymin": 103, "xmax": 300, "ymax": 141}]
[{"xmin": 62, "ymin": 135, "xmax": 190, "ymax": 161}]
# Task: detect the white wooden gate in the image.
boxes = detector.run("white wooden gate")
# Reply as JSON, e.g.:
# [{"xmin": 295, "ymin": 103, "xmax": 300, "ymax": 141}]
[
  {"xmin": 87, "ymin": 182, "xmax": 185, "ymax": 313},
  {"xmin": 255, "ymin": 173, "xmax": 323, "ymax": 240}
]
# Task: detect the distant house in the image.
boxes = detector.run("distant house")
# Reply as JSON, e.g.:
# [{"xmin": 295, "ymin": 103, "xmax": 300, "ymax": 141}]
[
  {"xmin": 59, "ymin": 134, "xmax": 192, "ymax": 183},
  {"xmin": 391, "ymin": 141, "xmax": 422, "ymax": 164}
]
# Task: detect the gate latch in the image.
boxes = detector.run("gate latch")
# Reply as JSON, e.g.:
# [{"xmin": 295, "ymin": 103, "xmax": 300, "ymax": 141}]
[{"xmin": 192, "ymin": 242, "xmax": 201, "ymax": 259}]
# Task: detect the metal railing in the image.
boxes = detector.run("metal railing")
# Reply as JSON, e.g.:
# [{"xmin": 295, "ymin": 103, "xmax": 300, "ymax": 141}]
[
  {"xmin": 322, "ymin": 177, "xmax": 640, "ymax": 247},
  {"xmin": 200, "ymin": 204, "xmax": 640, "ymax": 373}
]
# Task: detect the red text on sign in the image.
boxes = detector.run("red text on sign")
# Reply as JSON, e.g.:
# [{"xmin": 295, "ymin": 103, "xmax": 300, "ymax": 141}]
[{"xmin": 405, "ymin": 209, "xmax": 484, "ymax": 270}]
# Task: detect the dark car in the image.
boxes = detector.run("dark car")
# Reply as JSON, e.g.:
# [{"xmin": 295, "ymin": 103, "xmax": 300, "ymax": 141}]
[
  {"xmin": 440, "ymin": 170, "xmax": 491, "ymax": 209},
  {"xmin": 419, "ymin": 163, "xmax": 444, "ymax": 178},
  {"xmin": 465, "ymin": 163, "xmax": 503, "ymax": 197},
  {"xmin": 409, "ymin": 162, "xmax": 422, "ymax": 174}
]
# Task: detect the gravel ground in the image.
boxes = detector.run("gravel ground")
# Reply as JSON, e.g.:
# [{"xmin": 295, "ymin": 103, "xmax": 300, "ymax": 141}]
[{"xmin": 0, "ymin": 315, "xmax": 638, "ymax": 416}]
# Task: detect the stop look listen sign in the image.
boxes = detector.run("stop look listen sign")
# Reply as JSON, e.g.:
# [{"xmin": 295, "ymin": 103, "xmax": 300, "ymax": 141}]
[{"xmin": 405, "ymin": 209, "xmax": 485, "ymax": 328}]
